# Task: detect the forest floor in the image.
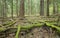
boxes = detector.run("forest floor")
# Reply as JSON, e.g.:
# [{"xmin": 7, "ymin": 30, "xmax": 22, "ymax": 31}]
[{"xmin": 0, "ymin": 16, "xmax": 60, "ymax": 38}]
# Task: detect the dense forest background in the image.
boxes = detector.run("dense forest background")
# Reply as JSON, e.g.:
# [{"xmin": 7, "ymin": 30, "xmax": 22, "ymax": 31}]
[{"xmin": 0, "ymin": 0, "xmax": 60, "ymax": 18}]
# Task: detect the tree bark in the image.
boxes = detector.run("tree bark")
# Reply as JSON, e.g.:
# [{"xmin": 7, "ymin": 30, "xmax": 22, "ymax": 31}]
[
  {"xmin": 46, "ymin": 0, "xmax": 49, "ymax": 16},
  {"xmin": 11, "ymin": 0, "xmax": 13, "ymax": 19},
  {"xmin": 16, "ymin": 0, "xmax": 18, "ymax": 17},
  {"xmin": 19, "ymin": 0, "xmax": 25, "ymax": 18},
  {"xmin": 27, "ymin": 0, "xmax": 32, "ymax": 16},
  {"xmin": 53, "ymin": 0, "xmax": 58, "ymax": 14},
  {"xmin": 3, "ymin": 0, "xmax": 7, "ymax": 18},
  {"xmin": 40, "ymin": 0, "xmax": 44, "ymax": 16},
  {"xmin": 1, "ymin": 0, "xmax": 7, "ymax": 24}
]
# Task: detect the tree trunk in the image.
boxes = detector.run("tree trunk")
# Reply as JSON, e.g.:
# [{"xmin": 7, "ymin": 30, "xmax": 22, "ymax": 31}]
[
  {"xmin": 0, "ymin": 0, "xmax": 1, "ymax": 16},
  {"xmin": 3, "ymin": 0, "xmax": 7, "ymax": 19},
  {"xmin": 16, "ymin": 0, "xmax": 18, "ymax": 17},
  {"xmin": 11, "ymin": 0, "xmax": 13, "ymax": 19},
  {"xmin": 19, "ymin": 0, "xmax": 25, "ymax": 18},
  {"xmin": 40, "ymin": 0, "xmax": 44, "ymax": 16},
  {"xmin": 1, "ymin": 0, "xmax": 7, "ymax": 24},
  {"xmin": 28, "ymin": 0, "xmax": 32, "ymax": 15},
  {"xmin": 53, "ymin": 0, "xmax": 58, "ymax": 14},
  {"xmin": 46, "ymin": 0, "xmax": 49, "ymax": 16}
]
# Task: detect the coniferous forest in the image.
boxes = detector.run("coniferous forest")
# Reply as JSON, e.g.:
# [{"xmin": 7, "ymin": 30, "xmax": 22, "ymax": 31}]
[{"xmin": 0, "ymin": 0, "xmax": 60, "ymax": 38}]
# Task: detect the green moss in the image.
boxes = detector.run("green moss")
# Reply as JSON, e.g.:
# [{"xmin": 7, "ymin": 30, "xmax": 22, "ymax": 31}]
[
  {"xmin": 15, "ymin": 23, "xmax": 44, "ymax": 38},
  {"xmin": 0, "ymin": 20, "xmax": 60, "ymax": 38},
  {"xmin": 45, "ymin": 22, "xmax": 60, "ymax": 32},
  {"xmin": 21, "ymin": 23, "xmax": 44, "ymax": 29},
  {"xmin": 15, "ymin": 25, "xmax": 21, "ymax": 38},
  {"xmin": 0, "ymin": 27, "xmax": 6, "ymax": 32},
  {"xmin": 0, "ymin": 20, "xmax": 17, "ymax": 32}
]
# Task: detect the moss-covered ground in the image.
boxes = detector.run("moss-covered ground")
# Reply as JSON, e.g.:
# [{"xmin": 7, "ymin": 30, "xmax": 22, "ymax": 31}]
[{"xmin": 0, "ymin": 17, "xmax": 60, "ymax": 38}]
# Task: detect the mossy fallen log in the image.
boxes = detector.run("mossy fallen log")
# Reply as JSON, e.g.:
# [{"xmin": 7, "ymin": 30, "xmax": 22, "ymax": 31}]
[
  {"xmin": 0, "ymin": 27, "xmax": 6, "ymax": 32},
  {"xmin": 15, "ymin": 25, "xmax": 21, "ymax": 38},
  {"xmin": 21, "ymin": 23, "xmax": 44, "ymax": 29},
  {"xmin": 4, "ymin": 20, "xmax": 17, "ymax": 27},
  {"xmin": 0, "ymin": 20, "xmax": 17, "ymax": 32},
  {"xmin": 0, "ymin": 21, "xmax": 60, "ymax": 33},
  {"xmin": 0, "ymin": 20, "xmax": 60, "ymax": 38},
  {"xmin": 15, "ymin": 22, "xmax": 60, "ymax": 38},
  {"xmin": 45, "ymin": 22, "xmax": 60, "ymax": 33},
  {"xmin": 15, "ymin": 23, "xmax": 45, "ymax": 38}
]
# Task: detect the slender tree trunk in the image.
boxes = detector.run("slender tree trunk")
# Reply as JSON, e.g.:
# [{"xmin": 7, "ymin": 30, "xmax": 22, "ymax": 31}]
[
  {"xmin": 46, "ymin": 0, "xmax": 49, "ymax": 16},
  {"xmin": 16, "ymin": 0, "xmax": 18, "ymax": 17},
  {"xmin": 2, "ymin": 0, "xmax": 7, "ymax": 24},
  {"xmin": 31, "ymin": 0, "xmax": 32, "ymax": 15},
  {"xmin": 53, "ymin": 0, "xmax": 58, "ymax": 14},
  {"xmin": 0, "ymin": 0, "xmax": 1, "ymax": 16},
  {"xmin": 19, "ymin": 0, "xmax": 25, "ymax": 18},
  {"xmin": 40, "ymin": 0, "xmax": 44, "ymax": 16},
  {"xmin": 0, "ymin": 0, "xmax": 7, "ymax": 18},
  {"xmin": 28, "ymin": 0, "xmax": 32, "ymax": 16},
  {"xmin": 5, "ymin": 0, "xmax": 7, "ymax": 18},
  {"xmin": 3, "ymin": 0, "xmax": 7, "ymax": 19},
  {"xmin": 11, "ymin": 0, "xmax": 13, "ymax": 19},
  {"xmin": 53, "ymin": 0, "xmax": 55, "ymax": 14}
]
